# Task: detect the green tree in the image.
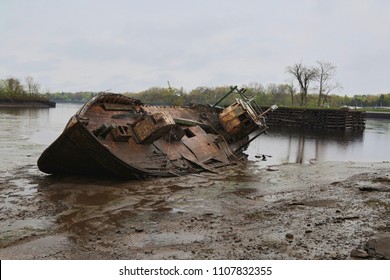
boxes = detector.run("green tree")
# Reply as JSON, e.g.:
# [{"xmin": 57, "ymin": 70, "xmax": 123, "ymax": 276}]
[
  {"xmin": 383, "ymin": 94, "xmax": 390, "ymax": 107},
  {"xmin": 1, "ymin": 77, "xmax": 24, "ymax": 96}
]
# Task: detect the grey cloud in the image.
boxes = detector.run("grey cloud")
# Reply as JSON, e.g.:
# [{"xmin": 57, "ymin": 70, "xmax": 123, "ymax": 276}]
[{"xmin": 1, "ymin": 0, "xmax": 389, "ymax": 94}]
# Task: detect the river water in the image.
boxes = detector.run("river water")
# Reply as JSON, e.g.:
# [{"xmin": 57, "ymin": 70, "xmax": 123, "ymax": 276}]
[{"xmin": 0, "ymin": 103, "xmax": 389, "ymax": 174}]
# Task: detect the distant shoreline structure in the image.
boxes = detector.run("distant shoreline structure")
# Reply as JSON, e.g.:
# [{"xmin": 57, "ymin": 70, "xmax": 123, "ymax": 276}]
[
  {"xmin": 0, "ymin": 99, "xmax": 56, "ymax": 108},
  {"xmin": 365, "ymin": 111, "xmax": 390, "ymax": 119}
]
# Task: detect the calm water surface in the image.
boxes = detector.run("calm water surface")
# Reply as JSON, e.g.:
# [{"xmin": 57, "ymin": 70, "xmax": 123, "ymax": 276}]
[
  {"xmin": 1, "ymin": 103, "xmax": 389, "ymax": 174},
  {"xmin": 248, "ymin": 118, "xmax": 390, "ymax": 165},
  {"xmin": 0, "ymin": 103, "xmax": 81, "ymax": 173}
]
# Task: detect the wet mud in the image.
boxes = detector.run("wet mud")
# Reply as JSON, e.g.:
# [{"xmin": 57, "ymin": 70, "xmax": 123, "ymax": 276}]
[{"xmin": 0, "ymin": 161, "xmax": 389, "ymax": 259}]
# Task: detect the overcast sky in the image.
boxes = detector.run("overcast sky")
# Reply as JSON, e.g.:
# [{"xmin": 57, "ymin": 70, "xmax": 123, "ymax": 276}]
[{"xmin": 1, "ymin": 0, "xmax": 389, "ymax": 95}]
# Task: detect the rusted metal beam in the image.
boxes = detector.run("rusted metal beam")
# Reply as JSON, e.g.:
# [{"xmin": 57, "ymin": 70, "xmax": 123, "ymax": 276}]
[{"xmin": 212, "ymin": 85, "xmax": 238, "ymax": 108}]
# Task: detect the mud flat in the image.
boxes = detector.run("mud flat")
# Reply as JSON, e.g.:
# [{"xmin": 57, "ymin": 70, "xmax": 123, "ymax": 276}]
[{"xmin": 0, "ymin": 161, "xmax": 389, "ymax": 259}]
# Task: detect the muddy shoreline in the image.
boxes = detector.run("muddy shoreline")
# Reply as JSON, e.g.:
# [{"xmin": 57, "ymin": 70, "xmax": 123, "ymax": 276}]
[{"xmin": 0, "ymin": 161, "xmax": 389, "ymax": 259}]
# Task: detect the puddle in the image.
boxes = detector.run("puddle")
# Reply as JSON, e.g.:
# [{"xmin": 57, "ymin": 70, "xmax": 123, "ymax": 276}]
[
  {"xmin": 74, "ymin": 191, "xmax": 120, "ymax": 206},
  {"xmin": 0, "ymin": 218, "xmax": 54, "ymax": 233},
  {"xmin": 9, "ymin": 179, "xmax": 38, "ymax": 196}
]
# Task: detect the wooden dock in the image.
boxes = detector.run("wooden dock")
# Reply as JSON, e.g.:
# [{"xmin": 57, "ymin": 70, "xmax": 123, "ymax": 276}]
[{"xmin": 263, "ymin": 107, "xmax": 366, "ymax": 130}]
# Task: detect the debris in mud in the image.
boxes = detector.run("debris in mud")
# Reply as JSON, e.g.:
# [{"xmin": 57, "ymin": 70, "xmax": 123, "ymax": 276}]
[
  {"xmin": 350, "ymin": 249, "xmax": 369, "ymax": 259},
  {"xmin": 358, "ymin": 185, "xmax": 390, "ymax": 192},
  {"xmin": 364, "ymin": 233, "xmax": 390, "ymax": 260},
  {"xmin": 354, "ymin": 175, "xmax": 390, "ymax": 192},
  {"xmin": 134, "ymin": 228, "xmax": 144, "ymax": 233},
  {"xmin": 285, "ymin": 233, "xmax": 294, "ymax": 240},
  {"xmin": 333, "ymin": 216, "xmax": 360, "ymax": 222},
  {"xmin": 266, "ymin": 166, "xmax": 279, "ymax": 172},
  {"xmin": 255, "ymin": 154, "xmax": 271, "ymax": 161}
]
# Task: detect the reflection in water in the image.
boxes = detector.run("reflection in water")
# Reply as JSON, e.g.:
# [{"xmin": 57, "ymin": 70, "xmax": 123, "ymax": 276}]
[
  {"xmin": 247, "ymin": 121, "xmax": 389, "ymax": 164},
  {"xmin": 284, "ymin": 128, "xmax": 364, "ymax": 164}
]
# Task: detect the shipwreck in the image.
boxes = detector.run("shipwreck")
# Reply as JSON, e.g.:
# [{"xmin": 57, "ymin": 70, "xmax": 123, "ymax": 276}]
[{"xmin": 38, "ymin": 86, "xmax": 277, "ymax": 179}]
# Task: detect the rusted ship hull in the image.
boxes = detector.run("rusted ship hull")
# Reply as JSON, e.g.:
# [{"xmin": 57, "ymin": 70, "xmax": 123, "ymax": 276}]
[
  {"xmin": 38, "ymin": 88, "xmax": 272, "ymax": 179},
  {"xmin": 38, "ymin": 121, "xmax": 145, "ymax": 178}
]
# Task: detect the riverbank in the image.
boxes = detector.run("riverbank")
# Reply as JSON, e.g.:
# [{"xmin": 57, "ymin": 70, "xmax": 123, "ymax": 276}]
[{"xmin": 0, "ymin": 161, "xmax": 389, "ymax": 260}]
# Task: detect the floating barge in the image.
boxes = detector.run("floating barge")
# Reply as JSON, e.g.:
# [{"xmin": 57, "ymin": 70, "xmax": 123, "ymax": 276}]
[
  {"xmin": 38, "ymin": 87, "xmax": 276, "ymax": 179},
  {"xmin": 262, "ymin": 107, "xmax": 366, "ymax": 130}
]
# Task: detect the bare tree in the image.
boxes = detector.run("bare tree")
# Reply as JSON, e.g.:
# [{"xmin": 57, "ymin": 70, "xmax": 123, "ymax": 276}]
[
  {"xmin": 286, "ymin": 80, "xmax": 296, "ymax": 106},
  {"xmin": 286, "ymin": 62, "xmax": 317, "ymax": 107},
  {"xmin": 315, "ymin": 61, "xmax": 341, "ymax": 107},
  {"xmin": 321, "ymin": 81, "xmax": 342, "ymax": 107},
  {"xmin": 25, "ymin": 76, "xmax": 40, "ymax": 95}
]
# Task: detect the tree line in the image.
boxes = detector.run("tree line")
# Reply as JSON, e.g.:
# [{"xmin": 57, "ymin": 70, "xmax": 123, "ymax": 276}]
[
  {"xmin": 0, "ymin": 76, "xmax": 48, "ymax": 101},
  {"xmin": 2, "ymin": 75, "xmax": 390, "ymax": 109},
  {"xmin": 125, "ymin": 84, "xmax": 390, "ymax": 109}
]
